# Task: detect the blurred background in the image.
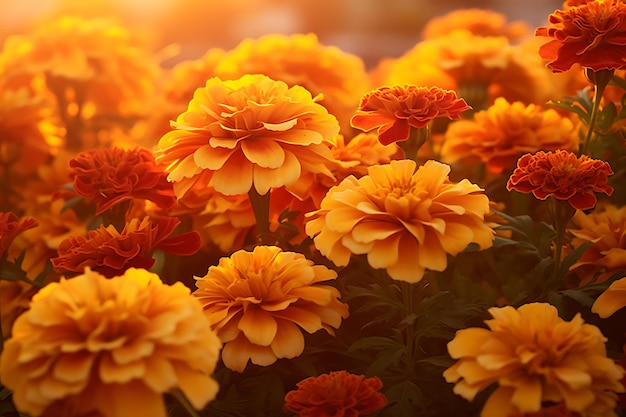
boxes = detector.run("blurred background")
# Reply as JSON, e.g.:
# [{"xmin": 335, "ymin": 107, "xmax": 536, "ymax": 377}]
[{"xmin": 0, "ymin": 0, "xmax": 563, "ymax": 68}]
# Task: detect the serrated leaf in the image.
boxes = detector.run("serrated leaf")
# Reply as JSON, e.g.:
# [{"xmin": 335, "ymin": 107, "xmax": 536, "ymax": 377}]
[
  {"xmin": 348, "ymin": 336, "xmax": 405, "ymax": 352},
  {"xmin": 382, "ymin": 380, "xmax": 422, "ymax": 417},
  {"xmin": 416, "ymin": 355, "xmax": 455, "ymax": 368},
  {"xmin": 367, "ymin": 348, "xmax": 405, "ymax": 375}
]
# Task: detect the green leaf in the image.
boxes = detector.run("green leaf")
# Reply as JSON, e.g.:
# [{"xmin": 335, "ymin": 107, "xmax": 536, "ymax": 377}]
[
  {"xmin": 382, "ymin": 380, "xmax": 422, "ymax": 417},
  {"xmin": 348, "ymin": 336, "xmax": 405, "ymax": 352}
]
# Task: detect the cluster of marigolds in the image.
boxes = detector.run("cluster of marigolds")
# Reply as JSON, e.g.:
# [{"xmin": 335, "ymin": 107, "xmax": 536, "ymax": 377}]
[{"xmin": 2, "ymin": 1, "xmax": 626, "ymax": 416}]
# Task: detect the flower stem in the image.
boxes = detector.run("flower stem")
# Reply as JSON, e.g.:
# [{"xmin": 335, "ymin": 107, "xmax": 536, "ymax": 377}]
[
  {"xmin": 248, "ymin": 186, "xmax": 273, "ymax": 245},
  {"xmin": 580, "ymin": 69, "xmax": 613, "ymax": 156},
  {"xmin": 398, "ymin": 125, "xmax": 430, "ymax": 164},
  {"xmin": 548, "ymin": 197, "xmax": 575, "ymax": 287},
  {"xmin": 169, "ymin": 389, "xmax": 201, "ymax": 417}
]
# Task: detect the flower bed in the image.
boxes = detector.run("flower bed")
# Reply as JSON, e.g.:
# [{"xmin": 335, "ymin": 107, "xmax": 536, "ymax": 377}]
[{"xmin": 2, "ymin": 2, "xmax": 626, "ymax": 417}]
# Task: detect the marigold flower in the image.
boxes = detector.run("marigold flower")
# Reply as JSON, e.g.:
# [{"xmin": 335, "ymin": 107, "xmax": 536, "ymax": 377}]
[
  {"xmin": 153, "ymin": 47, "xmax": 225, "ymax": 137},
  {"xmin": 0, "ymin": 85, "xmax": 61, "ymax": 181},
  {"xmin": 213, "ymin": 33, "xmax": 371, "ymax": 133},
  {"xmin": 569, "ymin": 204, "xmax": 626, "ymax": 284},
  {"xmin": 155, "ymin": 74, "xmax": 340, "ymax": 197},
  {"xmin": 351, "ymin": 85, "xmax": 470, "ymax": 146},
  {"xmin": 508, "ymin": 403, "xmax": 581, "ymax": 417},
  {"xmin": 373, "ymin": 30, "xmax": 553, "ymax": 108},
  {"xmin": 592, "ymin": 277, "xmax": 626, "ymax": 318},
  {"xmin": 0, "ymin": 16, "xmax": 160, "ymax": 116},
  {"xmin": 422, "ymin": 8, "xmax": 529, "ymax": 40},
  {"xmin": 69, "ymin": 147, "xmax": 176, "ymax": 215},
  {"xmin": 191, "ymin": 187, "xmax": 256, "ymax": 254},
  {"xmin": 8, "ymin": 152, "xmax": 86, "ymax": 281},
  {"xmin": 283, "ymin": 370, "xmax": 387, "ymax": 417},
  {"xmin": 507, "ymin": 150, "xmax": 613, "ymax": 210},
  {"xmin": 441, "ymin": 98, "xmax": 579, "ymax": 173},
  {"xmin": 193, "ymin": 245, "xmax": 349, "ymax": 372},
  {"xmin": 444, "ymin": 302, "xmax": 625, "ymax": 417},
  {"xmin": 0, "ymin": 268, "xmax": 221, "ymax": 417},
  {"xmin": 0, "ymin": 212, "xmax": 37, "ymax": 258},
  {"xmin": 51, "ymin": 216, "xmax": 201, "ymax": 277},
  {"xmin": 306, "ymin": 159, "xmax": 494, "ymax": 283},
  {"xmin": 0, "ymin": 280, "xmax": 37, "ymax": 340},
  {"xmin": 536, "ymin": 0, "xmax": 626, "ymax": 73},
  {"xmin": 562, "ymin": 0, "xmax": 593, "ymax": 8}
]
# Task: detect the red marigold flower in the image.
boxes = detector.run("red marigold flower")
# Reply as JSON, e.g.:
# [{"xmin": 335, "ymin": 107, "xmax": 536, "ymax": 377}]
[
  {"xmin": 69, "ymin": 147, "xmax": 176, "ymax": 215},
  {"xmin": 51, "ymin": 216, "xmax": 201, "ymax": 277},
  {"xmin": 536, "ymin": 0, "xmax": 626, "ymax": 72},
  {"xmin": 506, "ymin": 150, "xmax": 613, "ymax": 210},
  {"xmin": 0, "ymin": 212, "xmax": 37, "ymax": 258},
  {"xmin": 284, "ymin": 371, "xmax": 387, "ymax": 417},
  {"xmin": 350, "ymin": 85, "xmax": 471, "ymax": 145}
]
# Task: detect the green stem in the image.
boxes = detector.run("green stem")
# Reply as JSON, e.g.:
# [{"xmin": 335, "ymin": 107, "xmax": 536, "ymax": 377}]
[
  {"xmin": 400, "ymin": 280, "xmax": 416, "ymax": 371},
  {"xmin": 398, "ymin": 125, "xmax": 430, "ymax": 164},
  {"xmin": 548, "ymin": 197, "xmax": 575, "ymax": 288},
  {"xmin": 169, "ymin": 389, "xmax": 202, "ymax": 417},
  {"xmin": 580, "ymin": 69, "xmax": 613, "ymax": 156},
  {"xmin": 248, "ymin": 187, "xmax": 273, "ymax": 245}
]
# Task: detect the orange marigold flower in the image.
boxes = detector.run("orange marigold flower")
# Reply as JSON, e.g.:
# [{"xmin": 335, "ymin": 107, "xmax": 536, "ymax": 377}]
[
  {"xmin": 422, "ymin": 8, "xmax": 529, "ymax": 40},
  {"xmin": 350, "ymin": 85, "xmax": 471, "ymax": 145},
  {"xmin": 569, "ymin": 204, "xmax": 626, "ymax": 284},
  {"xmin": 0, "ymin": 280, "xmax": 37, "ymax": 340},
  {"xmin": 0, "ymin": 212, "xmax": 37, "ymax": 258},
  {"xmin": 536, "ymin": 0, "xmax": 626, "ymax": 72},
  {"xmin": 444, "ymin": 302, "xmax": 625, "ymax": 417},
  {"xmin": 0, "ymin": 85, "xmax": 62, "ymax": 182},
  {"xmin": 155, "ymin": 74, "xmax": 340, "ymax": 197},
  {"xmin": 191, "ymin": 187, "xmax": 256, "ymax": 254},
  {"xmin": 283, "ymin": 370, "xmax": 387, "ymax": 417},
  {"xmin": 193, "ymin": 245, "xmax": 349, "ymax": 372},
  {"xmin": 506, "ymin": 150, "xmax": 613, "ymax": 210},
  {"xmin": 373, "ymin": 30, "xmax": 553, "ymax": 109},
  {"xmin": 0, "ymin": 15, "xmax": 160, "ymax": 116},
  {"xmin": 51, "ymin": 216, "xmax": 201, "ymax": 277},
  {"xmin": 441, "ymin": 97, "xmax": 579, "ymax": 174},
  {"xmin": 152, "ymin": 47, "xmax": 225, "ymax": 137},
  {"xmin": 508, "ymin": 403, "xmax": 582, "ymax": 417},
  {"xmin": 0, "ymin": 268, "xmax": 221, "ymax": 417},
  {"xmin": 69, "ymin": 147, "xmax": 176, "ymax": 215},
  {"xmin": 213, "ymin": 33, "xmax": 371, "ymax": 133},
  {"xmin": 305, "ymin": 159, "xmax": 494, "ymax": 283},
  {"xmin": 562, "ymin": 0, "xmax": 593, "ymax": 9},
  {"xmin": 9, "ymin": 151, "xmax": 86, "ymax": 281},
  {"xmin": 592, "ymin": 277, "xmax": 626, "ymax": 318}
]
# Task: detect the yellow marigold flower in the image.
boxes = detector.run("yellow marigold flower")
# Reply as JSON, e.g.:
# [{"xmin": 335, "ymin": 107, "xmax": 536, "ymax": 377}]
[
  {"xmin": 444, "ymin": 303, "xmax": 625, "ymax": 417},
  {"xmin": 213, "ymin": 33, "xmax": 371, "ymax": 132},
  {"xmin": 422, "ymin": 8, "xmax": 529, "ymax": 40},
  {"xmin": 592, "ymin": 277, "xmax": 626, "ymax": 318},
  {"xmin": 0, "ymin": 268, "xmax": 221, "ymax": 417},
  {"xmin": 441, "ymin": 97, "xmax": 579, "ymax": 174},
  {"xmin": 569, "ymin": 204, "xmax": 626, "ymax": 284},
  {"xmin": 305, "ymin": 159, "xmax": 494, "ymax": 283},
  {"xmin": 155, "ymin": 74, "xmax": 340, "ymax": 197},
  {"xmin": 193, "ymin": 245, "xmax": 349, "ymax": 372}
]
